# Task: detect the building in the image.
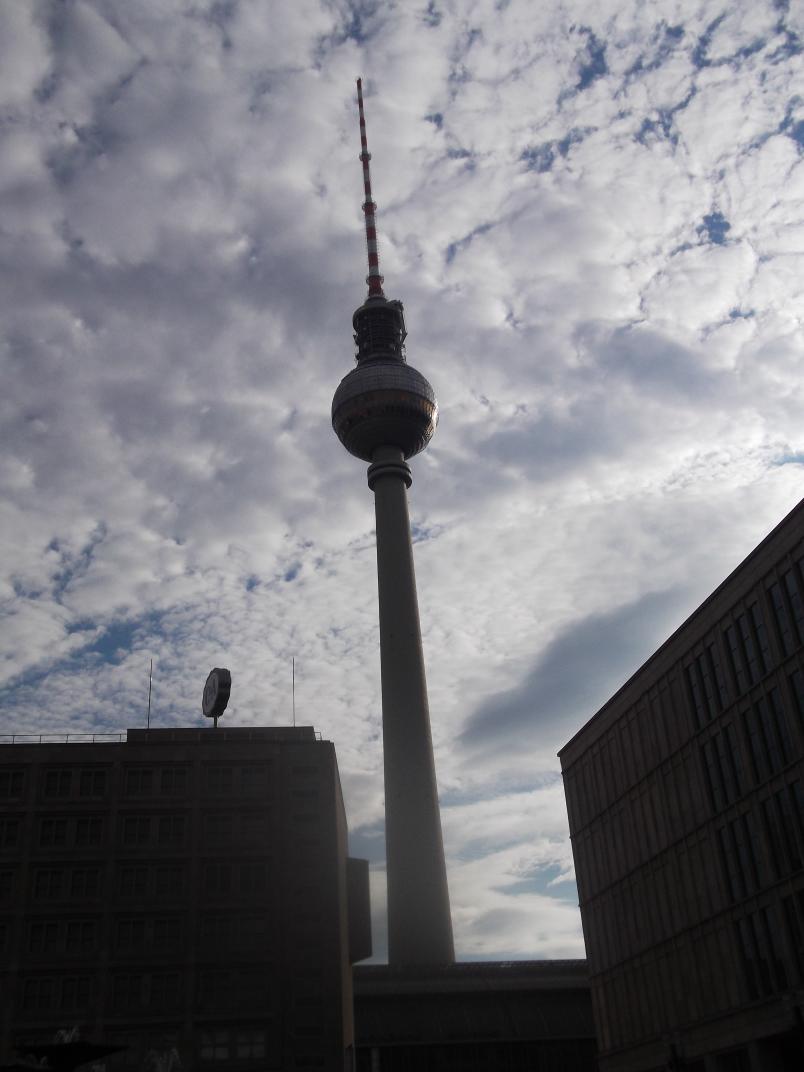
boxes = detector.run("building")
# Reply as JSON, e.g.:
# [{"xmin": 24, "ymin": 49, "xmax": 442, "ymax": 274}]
[
  {"xmin": 0, "ymin": 726, "xmax": 371, "ymax": 1072},
  {"xmin": 559, "ymin": 498, "xmax": 804, "ymax": 1070},
  {"xmin": 353, "ymin": 960, "xmax": 596, "ymax": 1071},
  {"xmin": 331, "ymin": 79, "xmax": 453, "ymax": 966}
]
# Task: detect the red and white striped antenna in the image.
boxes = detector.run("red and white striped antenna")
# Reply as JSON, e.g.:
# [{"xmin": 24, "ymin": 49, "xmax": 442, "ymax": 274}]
[{"xmin": 357, "ymin": 78, "xmax": 385, "ymax": 299}]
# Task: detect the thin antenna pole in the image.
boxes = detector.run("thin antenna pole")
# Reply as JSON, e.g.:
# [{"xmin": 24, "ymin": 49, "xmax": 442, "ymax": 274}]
[
  {"xmin": 292, "ymin": 657, "xmax": 296, "ymax": 727},
  {"xmin": 147, "ymin": 659, "xmax": 153, "ymax": 730},
  {"xmin": 356, "ymin": 78, "xmax": 385, "ymax": 299}
]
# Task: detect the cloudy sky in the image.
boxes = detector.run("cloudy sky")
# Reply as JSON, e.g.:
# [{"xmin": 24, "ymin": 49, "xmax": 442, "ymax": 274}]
[{"xmin": 1, "ymin": 0, "xmax": 803, "ymax": 961}]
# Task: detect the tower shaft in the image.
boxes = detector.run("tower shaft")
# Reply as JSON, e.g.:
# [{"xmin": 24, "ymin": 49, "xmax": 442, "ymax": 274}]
[{"xmin": 368, "ymin": 447, "xmax": 454, "ymax": 965}]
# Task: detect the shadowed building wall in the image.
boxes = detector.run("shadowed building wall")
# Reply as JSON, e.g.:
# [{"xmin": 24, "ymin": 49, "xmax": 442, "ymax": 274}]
[
  {"xmin": 353, "ymin": 960, "xmax": 596, "ymax": 1071},
  {"xmin": 559, "ymin": 499, "xmax": 804, "ymax": 1071},
  {"xmin": 0, "ymin": 726, "xmax": 370, "ymax": 1072}
]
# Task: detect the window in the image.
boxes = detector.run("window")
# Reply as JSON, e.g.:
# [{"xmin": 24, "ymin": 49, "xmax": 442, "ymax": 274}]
[
  {"xmin": 22, "ymin": 977, "xmax": 55, "ymax": 1011},
  {"xmin": 0, "ymin": 769, "xmax": 24, "ymax": 798},
  {"xmin": 717, "ymin": 814, "xmax": 760, "ymax": 902},
  {"xmin": 240, "ymin": 765, "xmax": 268, "ymax": 796},
  {"xmin": 29, "ymin": 921, "xmax": 60, "ymax": 953},
  {"xmin": 700, "ymin": 724, "xmax": 742, "ymax": 812},
  {"xmin": 119, "ymin": 866, "xmax": 147, "ymax": 898},
  {"xmin": 44, "ymin": 770, "xmax": 71, "ymax": 797},
  {"xmin": 200, "ymin": 1030, "xmax": 229, "ymax": 1061},
  {"xmin": 70, "ymin": 868, "xmax": 100, "ymax": 898},
  {"xmin": 241, "ymin": 861, "xmax": 266, "ymax": 894},
  {"xmin": 744, "ymin": 690, "xmax": 793, "ymax": 782},
  {"xmin": 153, "ymin": 917, "xmax": 181, "ymax": 949},
  {"xmin": 241, "ymin": 813, "xmax": 267, "ymax": 842},
  {"xmin": 160, "ymin": 767, "xmax": 187, "ymax": 796},
  {"xmin": 0, "ymin": 869, "xmax": 14, "ymax": 900},
  {"xmin": 783, "ymin": 892, "xmax": 804, "ymax": 982},
  {"xmin": 79, "ymin": 770, "xmax": 106, "ymax": 797},
  {"xmin": 34, "ymin": 869, "xmax": 63, "ymax": 900},
  {"xmin": 157, "ymin": 815, "xmax": 185, "ymax": 847},
  {"xmin": 738, "ymin": 610, "xmax": 764, "ymax": 685},
  {"xmin": 125, "ymin": 769, "xmax": 153, "ymax": 796},
  {"xmin": 150, "ymin": 972, "xmax": 181, "ymax": 1009},
  {"xmin": 204, "ymin": 814, "xmax": 232, "ymax": 844},
  {"xmin": 736, "ymin": 908, "xmax": 788, "ymax": 999},
  {"xmin": 784, "ymin": 567, "xmax": 804, "ymax": 644},
  {"xmin": 0, "ymin": 818, "xmax": 19, "ymax": 848},
  {"xmin": 65, "ymin": 920, "xmax": 96, "ymax": 952},
  {"xmin": 122, "ymin": 815, "xmax": 150, "ymax": 846},
  {"xmin": 725, "ymin": 624, "xmax": 748, "ymax": 696},
  {"xmin": 75, "ymin": 817, "xmax": 103, "ymax": 846},
  {"xmin": 686, "ymin": 662, "xmax": 711, "ymax": 727},
  {"xmin": 113, "ymin": 973, "xmax": 144, "ymax": 1010},
  {"xmin": 204, "ymin": 862, "xmax": 231, "ymax": 896},
  {"xmin": 235, "ymin": 1030, "xmax": 265, "ymax": 1060},
  {"xmin": 199, "ymin": 970, "xmax": 233, "ymax": 1010},
  {"xmin": 117, "ymin": 918, "xmax": 146, "ymax": 949},
  {"xmin": 790, "ymin": 669, "xmax": 804, "ymax": 721},
  {"xmin": 61, "ymin": 975, "xmax": 91, "ymax": 1010},
  {"xmin": 769, "ymin": 582, "xmax": 795, "ymax": 656},
  {"xmin": 39, "ymin": 818, "xmax": 68, "ymax": 847},
  {"xmin": 155, "ymin": 865, "xmax": 184, "ymax": 898},
  {"xmin": 206, "ymin": 767, "xmax": 233, "ymax": 794}
]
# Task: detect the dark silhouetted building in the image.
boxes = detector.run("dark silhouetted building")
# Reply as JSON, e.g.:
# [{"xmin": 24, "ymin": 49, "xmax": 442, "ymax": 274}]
[
  {"xmin": 0, "ymin": 726, "xmax": 370, "ymax": 1072},
  {"xmin": 559, "ymin": 499, "xmax": 804, "ymax": 1070},
  {"xmin": 353, "ymin": 960, "xmax": 596, "ymax": 1071}
]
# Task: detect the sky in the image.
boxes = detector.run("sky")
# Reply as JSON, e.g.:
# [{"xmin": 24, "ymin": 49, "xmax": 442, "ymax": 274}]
[{"xmin": 1, "ymin": 0, "xmax": 803, "ymax": 962}]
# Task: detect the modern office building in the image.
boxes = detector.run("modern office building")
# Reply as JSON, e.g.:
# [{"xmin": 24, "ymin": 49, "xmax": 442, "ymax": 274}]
[
  {"xmin": 353, "ymin": 960, "xmax": 597, "ymax": 1071},
  {"xmin": 0, "ymin": 726, "xmax": 371, "ymax": 1072},
  {"xmin": 559, "ymin": 498, "xmax": 804, "ymax": 1071},
  {"xmin": 331, "ymin": 79, "xmax": 453, "ymax": 966}
]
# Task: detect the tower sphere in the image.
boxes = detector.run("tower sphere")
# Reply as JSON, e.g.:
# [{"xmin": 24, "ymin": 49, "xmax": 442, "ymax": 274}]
[{"xmin": 331, "ymin": 359, "xmax": 438, "ymax": 462}]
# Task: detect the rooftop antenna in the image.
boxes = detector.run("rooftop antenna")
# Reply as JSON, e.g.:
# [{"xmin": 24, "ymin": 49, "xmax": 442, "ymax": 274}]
[
  {"xmin": 357, "ymin": 78, "xmax": 385, "ymax": 300},
  {"xmin": 292, "ymin": 657, "xmax": 296, "ymax": 727},
  {"xmin": 147, "ymin": 659, "xmax": 153, "ymax": 729}
]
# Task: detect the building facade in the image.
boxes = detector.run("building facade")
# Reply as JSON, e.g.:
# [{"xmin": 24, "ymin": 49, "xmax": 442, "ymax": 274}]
[
  {"xmin": 0, "ymin": 726, "xmax": 370, "ymax": 1072},
  {"xmin": 559, "ymin": 498, "xmax": 804, "ymax": 1071},
  {"xmin": 353, "ymin": 960, "xmax": 596, "ymax": 1071}
]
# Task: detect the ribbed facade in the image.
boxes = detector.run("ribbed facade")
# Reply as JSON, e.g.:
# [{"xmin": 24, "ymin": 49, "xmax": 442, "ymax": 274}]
[{"xmin": 559, "ymin": 499, "xmax": 804, "ymax": 1071}]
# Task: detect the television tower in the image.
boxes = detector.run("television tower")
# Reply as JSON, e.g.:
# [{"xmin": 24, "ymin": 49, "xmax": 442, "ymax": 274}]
[{"xmin": 331, "ymin": 79, "xmax": 454, "ymax": 966}]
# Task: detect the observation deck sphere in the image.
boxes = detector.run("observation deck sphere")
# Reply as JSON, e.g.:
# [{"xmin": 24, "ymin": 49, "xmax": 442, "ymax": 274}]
[{"xmin": 331, "ymin": 360, "xmax": 438, "ymax": 462}]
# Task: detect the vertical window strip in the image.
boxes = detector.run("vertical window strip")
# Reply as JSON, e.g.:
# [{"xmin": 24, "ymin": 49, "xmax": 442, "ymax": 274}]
[
  {"xmin": 725, "ymin": 624, "xmax": 748, "ymax": 696},
  {"xmin": 767, "ymin": 687, "xmax": 794, "ymax": 766},
  {"xmin": 750, "ymin": 603, "xmax": 772, "ymax": 673},
  {"xmin": 738, "ymin": 612, "xmax": 761, "ymax": 686},
  {"xmin": 686, "ymin": 664, "xmax": 708, "ymax": 729},
  {"xmin": 708, "ymin": 642, "xmax": 729, "ymax": 708},
  {"xmin": 769, "ymin": 583, "xmax": 795, "ymax": 656},
  {"xmin": 785, "ymin": 568, "xmax": 804, "ymax": 643},
  {"xmin": 782, "ymin": 895, "xmax": 804, "ymax": 982},
  {"xmin": 718, "ymin": 826, "xmax": 744, "ymax": 902},
  {"xmin": 774, "ymin": 784, "xmax": 802, "ymax": 871}
]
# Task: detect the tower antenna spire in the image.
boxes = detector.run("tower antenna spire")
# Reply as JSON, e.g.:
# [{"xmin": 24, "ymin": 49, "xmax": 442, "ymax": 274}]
[{"xmin": 356, "ymin": 78, "xmax": 385, "ymax": 299}]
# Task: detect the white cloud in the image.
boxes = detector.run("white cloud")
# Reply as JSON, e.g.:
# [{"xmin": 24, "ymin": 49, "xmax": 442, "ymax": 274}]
[{"xmin": 2, "ymin": 0, "xmax": 803, "ymax": 961}]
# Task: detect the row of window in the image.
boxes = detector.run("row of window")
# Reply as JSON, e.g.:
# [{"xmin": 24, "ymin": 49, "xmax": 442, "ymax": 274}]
[
  {"xmin": 19, "ymin": 969, "xmax": 281, "ymax": 1016},
  {"xmin": 567, "ymin": 556, "xmax": 804, "ymax": 835},
  {"xmin": 16, "ymin": 912, "xmax": 278, "ymax": 956},
  {"xmin": 687, "ymin": 560, "xmax": 804, "ymax": 726},
  {"xmin": 593, "ymin": 922, "xmax": 743, "ymax": 1053},
  {"xmin": 0, "ymin": 811, "xmax": 283, "ymax": 854},
  {"xmin": 584, "ymin": 829, "xmax": 721, "ymax": 971},
  {"xmin": 0, "ymin": 762, "xmax": 300, "ymax": 802},
  {"xmin": 700, "ymin": 682, "xmax": 797, "ymax": 812},
  {"xmin": 575, "ymin": 747, "xmax": 710, "ymax": 901}
]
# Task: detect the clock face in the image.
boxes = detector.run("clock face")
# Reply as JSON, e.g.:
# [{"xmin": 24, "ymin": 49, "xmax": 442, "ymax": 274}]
[{"xmin": 202, "ymin": 668, "xmax": 231, "ymax": 720}]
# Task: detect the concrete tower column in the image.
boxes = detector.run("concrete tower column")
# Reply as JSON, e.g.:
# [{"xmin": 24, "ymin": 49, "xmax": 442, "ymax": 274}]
[{"xmin": 367, "ymin": 446, "xmax": 454, "ymax": 966}]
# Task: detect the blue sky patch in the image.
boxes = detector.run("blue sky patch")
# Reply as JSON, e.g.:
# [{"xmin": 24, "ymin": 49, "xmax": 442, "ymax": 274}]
[{"xmin": 698, "ymin": 211, "xmax": 731, "ymax": 245}]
